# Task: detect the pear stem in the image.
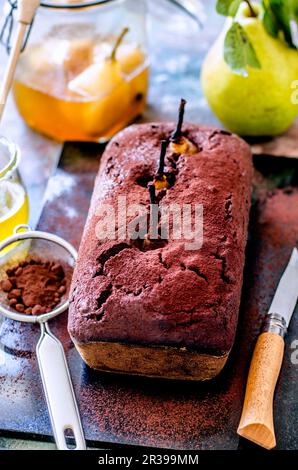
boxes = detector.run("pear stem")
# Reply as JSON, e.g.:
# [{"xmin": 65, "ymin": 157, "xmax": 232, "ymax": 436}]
[
  {"xmin": 157, "ymin": 140, "xmax": 168, "ymax": 176},
  {"xmin": 244, "ymin": 0, "xmax": 257, "ymax": 18},
  {"xmin": 171, "ymin": 98, "xmax": 187, "ymax": 142},
  {"xmin": 111, "ymin": 27, "xmax": 129, "ymax": 61},
  {"xmin": 148, "ymin": 182, "xmax": 156, "ymax": 205}
]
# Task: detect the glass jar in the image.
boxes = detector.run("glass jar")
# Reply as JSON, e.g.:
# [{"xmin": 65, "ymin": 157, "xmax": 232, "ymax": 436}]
[
  {"xmin": 11, "ymin": 0, "xmax": 149, "ymax": 142},
  {"xmin": 0, "ymin": 137, "xmax": 29, "ymax": 244}
]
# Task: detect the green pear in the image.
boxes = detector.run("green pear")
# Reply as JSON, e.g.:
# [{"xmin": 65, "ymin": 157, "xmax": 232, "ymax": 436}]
[{"xmin": 201, "ymin": 2, "xmax": 298, "ymax": 136}]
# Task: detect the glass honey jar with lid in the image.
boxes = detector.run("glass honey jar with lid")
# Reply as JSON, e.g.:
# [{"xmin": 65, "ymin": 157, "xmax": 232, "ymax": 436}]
[{"xmin": 8, "ymin": 0, "xmax": 149, "ymax": 142}]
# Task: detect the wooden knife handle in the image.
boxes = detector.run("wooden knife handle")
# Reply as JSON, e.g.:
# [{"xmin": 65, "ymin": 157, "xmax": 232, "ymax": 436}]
[{"xmin": 237, "ymin": 332, "xmax": 285, "ymax": 450}]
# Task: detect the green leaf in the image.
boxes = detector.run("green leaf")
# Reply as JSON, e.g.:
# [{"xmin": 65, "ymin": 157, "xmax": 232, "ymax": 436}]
[
  {"xmin": 224, "ymin": 22, "xmax": 261, "ymax": 76},
  {"xmin": 270, "ymin": 0, "xmax": 293, "ymax": 44},
  {"xmin": 229, "ymin": 0, "xmax": 243, "ymax": 16},
  {"xmin": 263, "ymin": 0, "xmax": 298, "ymax": 48},
  {"xmin": 289, "ymin": 0, "xmax": 298, "ymax": 20},
  {"xmin": 262, "ymin": 0, "xmax": 279, "ymax": 36},
  {"xmin": 216, "ymin": 0, "xmax": 242, "ymax": 17},
  {"xmin": 263, "ymin": 10, "xmax": 279, "ymax": 36}
]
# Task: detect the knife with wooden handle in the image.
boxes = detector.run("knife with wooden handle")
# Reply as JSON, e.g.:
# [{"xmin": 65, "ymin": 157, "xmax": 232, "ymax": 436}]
[{"xmin": 237, "ymin": 247, "xmax": 298, "ymax": 450}]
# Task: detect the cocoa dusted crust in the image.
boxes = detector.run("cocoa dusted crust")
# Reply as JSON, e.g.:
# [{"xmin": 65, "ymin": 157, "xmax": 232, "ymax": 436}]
[{"xmin": 68, "ymin": 123, "xmax": 252, "ymax": 379}]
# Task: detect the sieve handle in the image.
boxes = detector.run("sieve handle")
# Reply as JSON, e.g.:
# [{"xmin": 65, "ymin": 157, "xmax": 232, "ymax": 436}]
[{"xmin": 36, "ymin": 323, "xmax": 86, "ymax": 450}]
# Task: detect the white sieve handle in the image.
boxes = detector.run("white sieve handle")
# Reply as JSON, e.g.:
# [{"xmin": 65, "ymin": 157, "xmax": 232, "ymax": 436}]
[{"xmin": 36, "ymin": 322, "xmax": 86, "ymax": 450}]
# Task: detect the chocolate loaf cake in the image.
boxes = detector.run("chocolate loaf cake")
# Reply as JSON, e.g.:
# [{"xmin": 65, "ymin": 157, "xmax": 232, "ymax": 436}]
[{"xmin": 68, "ymin": 123, "xmax": 252, "ymax": 380}]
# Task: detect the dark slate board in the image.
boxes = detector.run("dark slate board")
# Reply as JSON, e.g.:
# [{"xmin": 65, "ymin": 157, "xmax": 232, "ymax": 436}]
[{"xmin": 0, "ymin": 143, "xmax": 297, "ymax": 449}]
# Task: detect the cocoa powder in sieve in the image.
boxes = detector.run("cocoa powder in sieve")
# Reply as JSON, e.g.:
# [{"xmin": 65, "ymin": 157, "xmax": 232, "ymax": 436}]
[{"xmin": 1, "ymin": 258, "xmax": 69, "ymax": 315}]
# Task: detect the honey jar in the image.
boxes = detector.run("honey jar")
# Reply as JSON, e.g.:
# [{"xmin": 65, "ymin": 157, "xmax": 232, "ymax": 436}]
[{"xmin": 10, "ymin": 0, "xmax": 149, "ymax": 142}]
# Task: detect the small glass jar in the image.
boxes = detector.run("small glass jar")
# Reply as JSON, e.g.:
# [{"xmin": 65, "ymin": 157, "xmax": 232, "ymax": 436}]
[
  {"xmin": 0, "ymin": 137, "xmax": 29, "ymax": 244},
  {"xmin": 11, "ymin": 0, "xmax": 149, "ymax": 142}
]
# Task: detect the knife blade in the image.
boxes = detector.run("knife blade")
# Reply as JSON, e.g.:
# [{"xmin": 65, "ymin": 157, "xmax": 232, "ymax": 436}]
[
  {"xmin": 237, "ymin": 248, "xmax": 298, "ymax": 450},
  {"xmin": 268, "ymin": 247, "xmax": 298, "ymax": 326}
]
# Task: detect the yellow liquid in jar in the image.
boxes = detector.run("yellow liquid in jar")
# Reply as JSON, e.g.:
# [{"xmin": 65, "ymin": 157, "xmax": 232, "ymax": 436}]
[
  {"xmin": 0, "ymin": 182, "xmax": 29, "ymax": 246},
  {"xmin": 13, "ymin": 39, "xmax": 149, "ymax": 142}
]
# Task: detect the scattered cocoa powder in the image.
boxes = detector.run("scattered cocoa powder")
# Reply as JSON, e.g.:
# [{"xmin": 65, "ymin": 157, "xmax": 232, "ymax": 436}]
[{"xmin": 1, "ymin": 258, "xmax": 69, "ymax": 315}]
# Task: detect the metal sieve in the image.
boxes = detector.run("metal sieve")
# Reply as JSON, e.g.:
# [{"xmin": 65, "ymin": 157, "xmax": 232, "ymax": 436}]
[{"xmin": 0, "ymin": 225, "xmax": 86, "ymax": 450}]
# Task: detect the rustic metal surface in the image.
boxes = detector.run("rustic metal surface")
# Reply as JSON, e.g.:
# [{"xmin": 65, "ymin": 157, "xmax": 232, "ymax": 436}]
[{"xmin": 0, "ymin": 145, "xmax": 297, "ymax": 450}]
